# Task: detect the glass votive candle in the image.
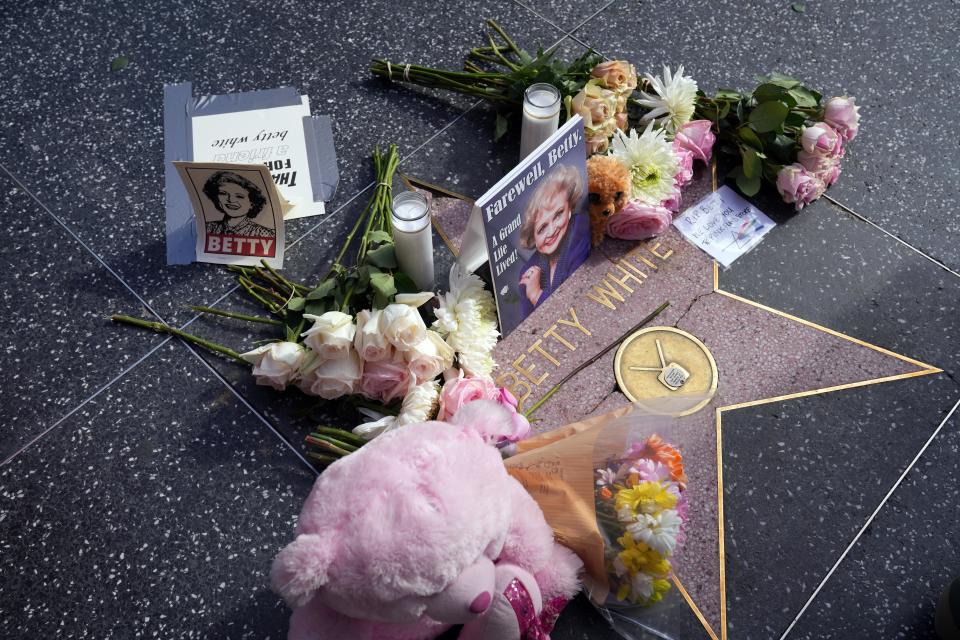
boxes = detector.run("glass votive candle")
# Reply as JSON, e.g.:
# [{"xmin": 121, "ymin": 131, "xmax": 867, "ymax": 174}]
[
  {"xmin": 391, "ymin": 191, "xmax": 434, "ymax": 291},
  {"xmin": 519, "ymin": 83, "xmax": 561, "ymax": 160}
]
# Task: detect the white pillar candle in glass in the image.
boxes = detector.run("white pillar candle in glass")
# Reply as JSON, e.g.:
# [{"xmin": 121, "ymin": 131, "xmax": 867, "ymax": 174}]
[
  {"xmin": 519, "ymin": 83, "xmax": 561, "ymax": 160},
  {"xmin": 391, "ymin": 191, "xmax": 434, "ymax": 291}
]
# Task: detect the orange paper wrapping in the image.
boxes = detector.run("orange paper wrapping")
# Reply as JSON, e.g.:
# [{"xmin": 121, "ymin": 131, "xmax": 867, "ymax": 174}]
[{"xmin": 504, "ymin": 405, "xmax": 635, "ymax": 603}]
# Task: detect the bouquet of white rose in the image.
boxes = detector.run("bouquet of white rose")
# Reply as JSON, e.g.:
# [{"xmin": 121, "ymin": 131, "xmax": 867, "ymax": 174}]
[{"xmin": 113, "ymin": 145, "xmax": 523, "ymax": 466}]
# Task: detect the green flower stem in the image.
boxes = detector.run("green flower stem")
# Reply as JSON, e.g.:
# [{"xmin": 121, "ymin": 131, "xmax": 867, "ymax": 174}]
[
  {"xmin": 485, "ymin": 33, "xmax": 520, "ymax": 71},
  {"xmin": 188, "ymin": 306, "xmax": 283, "ymax": 326},
  {"xmin": 261, "ymin": 259, "xmax": 310, "ymax": 294},
  {"xmin": 253, "ymin": 266, "xmax": 294, "ymax": 296},
  {"xmin": 524, "ymin": 301, "xmax": 670, "ymax": 418},
  {"xmin": 241, "ymin": 277, "xmax": 289, "ymax": 307},
  {"xmin": 110, "ymin": 314, "xmax": 247, "ymax": 364},
  {"xmin": 307, "ymin": 433, "xmax": 359, "ymax": 453},
  {"xmin": 313, "ymin": 427, "xmax": 367, "ymax": 448},
  {"xmin": 306, "ymin": 452, "xmax": 340, "ymax": 466},
  {"xmin": 305, "ymin": 436, "xmax": 354, "ymax": 457},
  {"xmin": 238, "ymin": 278, "xmax": 285, "ymax": 316},
  {"xmin": 486, "ymin": 19, "xmax": 522, "ymax": 56}
]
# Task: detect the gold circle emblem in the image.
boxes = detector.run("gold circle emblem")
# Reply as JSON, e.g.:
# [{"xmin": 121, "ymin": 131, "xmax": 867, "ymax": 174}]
[{"xmin": 614, "ymin": 326, "xmax": 718, "ymax": 416}]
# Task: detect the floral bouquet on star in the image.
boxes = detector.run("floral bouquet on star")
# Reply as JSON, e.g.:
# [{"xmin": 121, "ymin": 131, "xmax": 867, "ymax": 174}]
[
  {"xmin": 112, "ymin": 145, "xmax": 526, "ymax": 467},
  {"xmin": 371, "ymin": 19, "xmax": 860, "ymax": 217},
  {"xmin": 503, "ymin": 400, "xmax": 710, "ymax": 638}
]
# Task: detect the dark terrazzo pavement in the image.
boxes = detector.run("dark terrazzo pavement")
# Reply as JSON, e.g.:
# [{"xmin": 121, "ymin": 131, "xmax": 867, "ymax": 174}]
[{"xmin": 1, "ymin": 1, "xmax": 958, "ymax": 639}]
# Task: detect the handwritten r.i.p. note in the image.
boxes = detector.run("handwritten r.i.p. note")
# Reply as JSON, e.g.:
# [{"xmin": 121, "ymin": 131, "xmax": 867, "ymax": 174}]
[{"xmin": 672, "ymin": 185, "xmax": 775, "ymax": 267}]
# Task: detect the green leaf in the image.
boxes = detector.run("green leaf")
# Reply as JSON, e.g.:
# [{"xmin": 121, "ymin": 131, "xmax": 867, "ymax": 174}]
[
  {"xmin": 732, "ymin": 166, "xmax": 762, "ymax": 197},
  {"xmin": 767, "ymin": 134, "xmax": 798, "ymax": 164},
  {"xmin": 304, "ymin": 300, "xmax": 327, "ymax": 316},
  {"xmin": 367, "ymin": 230, "xmax": 392, "ymax": 245},
  {"xmin": 741, "ymin": 147, "xmax": 762, "ymax": 179},
  {"xmin": 494, "ymin": 113, "xmax": 509, "ymax": 141},
  {"xmin": 287, "ymin": 297, "xmax": 305, "ymax": 311},
  {"xmin": 752, "ymin": 83, "xmax": 787, "ymax": 104},
  {"xmin": 766, "ymin": 72, "xmax": 801, "ymax": 89},
  {"xmin": 393, "ymin": 271, "xmax": 418, "ymax": 295},
  {"xmin": 785, "ymin": 111, "xmax": 807, "ymax": 128},
  {"xmin": 714, "ymin": 89, "xmax": 743, "ymax": 101},
  {"xmin": 787, "ymin": 87, "xmax": 817, "ymax": 107},
  {"xmin": 305, "ymin": 279, "xmax": 337, "ymax": 300},
  {"xmin": 738, "ymin": 126, "xmax": 763, "ymax": 151},
  {"xmin": 369, "ymin": 272, "xmax": 397, "ymax": 299},
  {"xmin": 791, "ymin": 2, "xmax": 806, "ymax": 13},
  {"xmin": 748, "ymin": 100, "xmax": 789, "ymax": 133},
  {"xmin": 110, "ymin": 55, "xmax": 129, "ymax": 72},
  {"xmin": 364, "ymin": 243, "xmax": 398, "ymax": 269}
]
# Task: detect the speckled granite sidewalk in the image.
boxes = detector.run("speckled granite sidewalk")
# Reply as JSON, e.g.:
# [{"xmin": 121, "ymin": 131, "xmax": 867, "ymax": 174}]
[{"xmin": 1, "ymin": 1, "xmax": 958, "ymax": 639}]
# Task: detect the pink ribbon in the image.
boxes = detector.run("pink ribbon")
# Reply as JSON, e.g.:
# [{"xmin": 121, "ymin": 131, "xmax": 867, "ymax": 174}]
[{"xmin": 503, "ymin": 577, "xmax": 569, "ymax": 640}]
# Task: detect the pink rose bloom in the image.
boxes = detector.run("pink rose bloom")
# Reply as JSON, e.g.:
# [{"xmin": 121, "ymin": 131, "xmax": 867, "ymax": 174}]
[
  {"xmin": 661, "ymin": 185, "xmax": 682, "ymax": 213},
  {"xmin": 607, "ymin": 200, "xmax": 673, "ymax": 240},
  {"xmin": 359, "ymin": 357, "xmax": 413, "ymax": 404},
  {"xmin": 437, "ymin": 375, "xmax": 498, "ymax": 421},
  {"xmin": 591, "ymin": 60, "xmax": 638, "ymax": 94},
  {"xmin": 800, "ymin": 122, "xmax": 843, "ymax": 158},
  {"xmin": 798, "ymin": 150, "xmax": 841, "ymax": 187},
  {"xmin": 776, "ymin": 163, "xmax": 826, "ymax": 210},
  {"xmin": 823, "ymin": 96, "xmax": 860, "ymax": 141},
  {"xmin": 674, "ymin": 120, "xmax": 715, "ymax": 163},
  {"xmin": 672, "ymin": 144, "xmax": 695, "ymax": 188},
  {"xmin": 495, "ymin": 387, "xmax": 531, "ymax": 442}
]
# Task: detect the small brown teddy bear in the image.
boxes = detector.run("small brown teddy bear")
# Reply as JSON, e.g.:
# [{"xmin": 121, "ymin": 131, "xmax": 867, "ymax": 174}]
[{"xmin": 586, "ymin": 155, "xmax": 631, "ymax": 247}]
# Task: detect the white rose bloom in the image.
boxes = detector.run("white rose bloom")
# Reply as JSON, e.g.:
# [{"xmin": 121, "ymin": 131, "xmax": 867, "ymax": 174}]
[
  {"xmin": 404, "ymin": 331, "xmax": 454, "ymax": 384},
  {"xmin": 301, "ymin": 311, "xmax": 356, "ymax": 359},
  {"xmin": 298, "ymin": 348, "xmax": 363, "ymax": 400},
  {"xmin": 354, "ymin": 309, "xmax": 392, "ymax": 362},
  {"xmin": 240, "ymin": 341, "xmax": 306, "ymax": 390},
  {"xmin": 382, "ymin": 303, "xmax": 427, "ymax": 352}
]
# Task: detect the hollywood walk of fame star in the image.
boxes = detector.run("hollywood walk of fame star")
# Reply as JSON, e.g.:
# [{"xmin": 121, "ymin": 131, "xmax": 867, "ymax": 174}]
[{"xmin": 420, "ymin": 174, "xmax": 941, "ymax": 639}]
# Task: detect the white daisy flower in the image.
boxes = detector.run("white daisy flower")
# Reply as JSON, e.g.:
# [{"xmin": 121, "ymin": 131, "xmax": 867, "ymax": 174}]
[
  {"xmin": 627, "ymin": 509, "xmax": 682, "ymax": 557},
  {"xmin": 610, "ymin": 123, "xmax": 679, "ymax": 206},
  {"xmin": 433, "ymin": 265, "xmax": 499, "ymax": 378},
  {"xmin": 636, "ymin": 65, "xmax": 698, "ymax": 133}
]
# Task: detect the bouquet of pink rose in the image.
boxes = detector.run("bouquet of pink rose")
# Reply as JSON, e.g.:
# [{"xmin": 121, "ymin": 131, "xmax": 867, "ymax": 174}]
[
  {"xmin": 112, "ymin": 145, "xmax": 526, "ymax": 466},
  {"xmin": 695, "ymin": 75, "xmax": 859, "ymax": 209}
]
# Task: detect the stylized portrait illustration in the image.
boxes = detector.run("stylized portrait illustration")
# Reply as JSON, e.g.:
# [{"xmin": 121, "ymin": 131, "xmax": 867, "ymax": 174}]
[
  {"xmin": 202, "ymin": 170, "xmax": 276, "ymax": 238},
  {"xmin": 517, "ymin": 164, "xmax": 591, "ymax": 316}
]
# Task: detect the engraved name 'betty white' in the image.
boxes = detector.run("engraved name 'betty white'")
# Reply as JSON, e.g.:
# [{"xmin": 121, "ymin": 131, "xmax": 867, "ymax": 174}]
[{"xmin": 496, "ymin": 306, "xmax": 591, "ymax": 408}]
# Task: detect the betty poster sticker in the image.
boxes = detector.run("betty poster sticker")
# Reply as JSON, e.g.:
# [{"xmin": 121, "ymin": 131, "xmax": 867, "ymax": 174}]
[{"xmin": 174, "ymin": 162, "xmax": 286, "ymax": 267}]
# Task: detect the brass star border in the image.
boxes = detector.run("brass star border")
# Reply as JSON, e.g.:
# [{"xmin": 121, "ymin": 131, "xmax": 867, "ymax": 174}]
[{"xmin": 668, "ymin": 260, "xmax": 942, "ymax": 640}]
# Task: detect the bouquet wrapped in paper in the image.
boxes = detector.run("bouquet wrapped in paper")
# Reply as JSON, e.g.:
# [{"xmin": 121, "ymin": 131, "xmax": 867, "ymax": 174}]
[{"xmin": 504, "ymin": 397, "xmax": 718, "ymax": 639}]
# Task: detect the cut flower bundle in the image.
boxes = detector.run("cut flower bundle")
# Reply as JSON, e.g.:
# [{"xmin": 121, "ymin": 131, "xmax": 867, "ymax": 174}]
[
  {"xmin": 596, "ymin": 435, "xmax": 688, "ymax": 606},
  {"xmin": 373, "ymin": 22, "xmax": 860, "ymax": 211},
  {"xmin": 113, "ymin": 145, "xmax": 522, "ymax": 465}
]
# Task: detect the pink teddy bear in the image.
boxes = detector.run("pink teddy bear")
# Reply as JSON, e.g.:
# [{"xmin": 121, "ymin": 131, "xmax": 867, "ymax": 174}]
[{"xmin": 270, "ymin": 401, "xmax": 582, "ymax": 639}]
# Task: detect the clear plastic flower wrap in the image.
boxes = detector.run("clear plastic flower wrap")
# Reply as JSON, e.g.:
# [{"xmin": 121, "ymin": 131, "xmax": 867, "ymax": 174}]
[{"xmin": 504, "ymin": 396, "xmax": 719, "ymax": 640}]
